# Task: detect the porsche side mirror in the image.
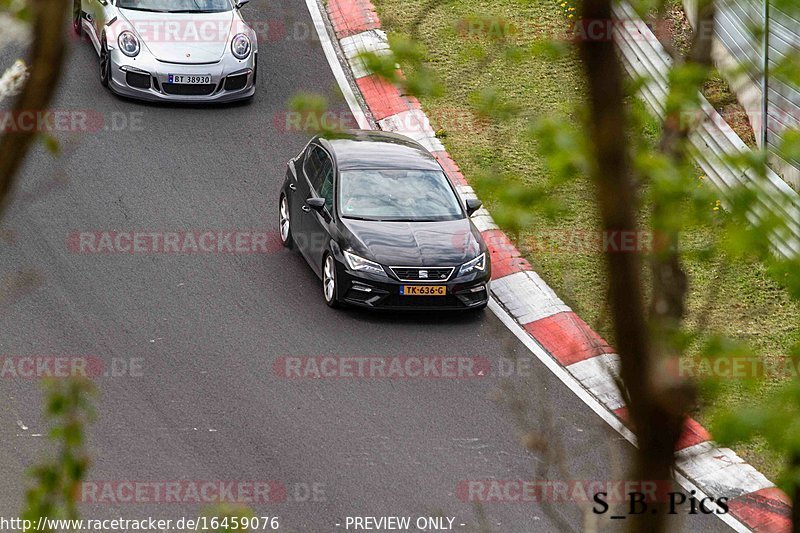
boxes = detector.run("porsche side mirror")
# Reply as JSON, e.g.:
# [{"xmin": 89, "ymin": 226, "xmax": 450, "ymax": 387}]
[
  {"xmin": 306, "ymin": 197, "xmax": 326, "ymax": 212},
  {"xmin": 466, "ymin": 198, "xmax": 482, "ymax": 217},
  {"xmin": 235, "ymin": 0, "xmax": 250, "ymax": 8}
]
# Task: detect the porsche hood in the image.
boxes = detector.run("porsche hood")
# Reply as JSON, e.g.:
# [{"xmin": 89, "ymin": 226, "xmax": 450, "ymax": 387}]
[{"xmin": 112, "ymin": 10, "xmax": 243, "ymax": 64}]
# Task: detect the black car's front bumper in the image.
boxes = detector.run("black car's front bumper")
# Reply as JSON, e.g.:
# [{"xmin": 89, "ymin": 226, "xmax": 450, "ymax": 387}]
[{"xmin": 335, "ymin": 260, "xmax": 491, "ymax": 311}]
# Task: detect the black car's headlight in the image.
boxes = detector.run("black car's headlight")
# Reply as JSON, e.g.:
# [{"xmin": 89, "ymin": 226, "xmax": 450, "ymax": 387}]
[
  {"xmin": 344, "ymin": 251, "xmax": 386, "ymax": 276},
  {"xmin": 118, "ymin": 31, "xmax": 140, "ymax": 57},
  {"xmin": 458, "ymin": 252, "xmax": 486, "ymax": 277},
  {"xmin": 231, "ymin": 33, "xmax": 252, "ymax": 59}
]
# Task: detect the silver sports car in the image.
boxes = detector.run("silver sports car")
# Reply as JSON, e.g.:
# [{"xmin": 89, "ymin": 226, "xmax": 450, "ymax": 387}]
[{"xmin": 73, "ymin": 0, "xmax": 258, "ymax": 102}]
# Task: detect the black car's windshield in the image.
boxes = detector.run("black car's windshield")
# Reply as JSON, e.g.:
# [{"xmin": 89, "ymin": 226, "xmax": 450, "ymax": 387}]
[
  {"xmin": 117, "ymin": 0, "xmax": 232, "ymax": 12},
  {"xmin": 339, "ymin": 169, "xmax": 464, "ymax": 222}
]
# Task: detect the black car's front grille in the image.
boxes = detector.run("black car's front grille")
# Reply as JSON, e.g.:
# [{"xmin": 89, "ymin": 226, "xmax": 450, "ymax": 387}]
[
  {"xmin": 389, "ymin": 267, "xmax": 454, "ymax": 282},
  {"xmin": 162, "ymin": 83, "xmax": 216, "ymax": 96},
  {"xmin": 126, "ymin": 71, "xmax": 151, "ymax": 89},
  {"xmin": 224, "ymin": 73, "xmax": 248, "ymax": 91}
]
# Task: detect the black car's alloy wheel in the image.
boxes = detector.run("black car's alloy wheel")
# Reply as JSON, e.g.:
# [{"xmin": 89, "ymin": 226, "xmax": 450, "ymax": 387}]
[
  {"xmin": 99, "ymin": 37, "xmax": 110, "ymax": 88},
  {"xmin": 279, "ymin": 196, "xmax": 293, "ymax": 248},
  {"xmin": 323, "ymin": 254, "xmax": 339, "ymax": 308}
]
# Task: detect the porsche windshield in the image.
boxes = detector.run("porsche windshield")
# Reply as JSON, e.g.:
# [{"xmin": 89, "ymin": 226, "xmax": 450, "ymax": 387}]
[
  {"xmin": 117, "ymin": 0, "xmax": 233, "ymax": 12},
  {"xmin": 339, "ymin": 169, "xmax": 464, "ymax": 222}
]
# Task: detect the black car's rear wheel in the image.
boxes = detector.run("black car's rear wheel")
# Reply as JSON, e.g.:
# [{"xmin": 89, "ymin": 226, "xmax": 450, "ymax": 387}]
[
  {"xmin": 72, "ymin": 0, "xmax": 82, "ymax": 37},
  {"xmin": 323, "ymin": 254, "xmax": 340, "ymax": 308},
  {"xmin": 279, "ymin": 195, "xmax": 293, "ymax": 248}
]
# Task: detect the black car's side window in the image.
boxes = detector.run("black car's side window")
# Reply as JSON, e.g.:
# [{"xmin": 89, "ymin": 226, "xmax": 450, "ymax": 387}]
[
  {"xmin": 310, "ymin": 149, "xmax": 334, "ymax": 212},
  {"xmin": 319, "ymin": 166, "xmax": 334, "ymax": 213},
  {"xmin": 304, "ymin": 145, "xmax": 335, "ymax": 214},
  {"xmin": 303, "ymin": 145, "xmax": 321, "ymax": 186}
]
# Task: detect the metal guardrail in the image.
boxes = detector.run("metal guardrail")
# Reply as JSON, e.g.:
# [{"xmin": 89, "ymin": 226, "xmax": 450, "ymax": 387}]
[{"xmin": 612, "ymin": 1, "xmax": 800, "ymax": 259}]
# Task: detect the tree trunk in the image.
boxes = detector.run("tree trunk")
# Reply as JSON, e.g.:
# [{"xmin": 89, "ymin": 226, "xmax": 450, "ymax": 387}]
[
  {"xmin": 0, "ymin": 0, "xmax": 68, "ymax": 217},
  {"xmin": 578, "ymin": 0, "xmax": 686, "ymax": 530}
]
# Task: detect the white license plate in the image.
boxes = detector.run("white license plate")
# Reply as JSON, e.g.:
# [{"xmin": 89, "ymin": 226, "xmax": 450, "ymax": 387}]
[{"xmin": 168, "ymin": 74, "xmax": 211, "ymax": 85}]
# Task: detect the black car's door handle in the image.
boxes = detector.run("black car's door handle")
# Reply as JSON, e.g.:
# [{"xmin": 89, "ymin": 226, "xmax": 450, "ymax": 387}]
[
  {"xmin": 289, "ymin": 183, "xmax": 297, "ymax": 191},
  {"xmin": 301, "ymin": 205, "xmax": 311, "ymax": 213}
]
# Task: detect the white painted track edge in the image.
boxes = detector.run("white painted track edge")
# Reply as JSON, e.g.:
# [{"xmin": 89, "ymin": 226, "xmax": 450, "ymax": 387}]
[{"xmin": 303, "ymin": 0, "xmax": 373, "ymax": 130}]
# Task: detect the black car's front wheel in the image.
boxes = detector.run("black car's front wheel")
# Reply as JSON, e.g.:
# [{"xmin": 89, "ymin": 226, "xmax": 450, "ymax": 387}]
[
  {"xmin": 279, "ymin": 195, "xmax": 293, "ymax": 249},
  {"xmin": 322, "ymin": 254, "xmax": 340, "ymax": 308}
]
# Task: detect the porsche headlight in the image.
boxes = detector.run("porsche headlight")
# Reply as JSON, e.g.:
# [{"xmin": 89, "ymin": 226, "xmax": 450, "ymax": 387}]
[
  {"xmin": 231, "ymin": 33, "xmax": 251, "ymax": 59},
  {"xmin": 118, "ymin": 31, "xmax": 140, "ymax": 57},
  {"xmin": 344, "ymin": 251, "xmax": 386, "ymax": 276},
  {"xmin": 458, "ymin": 252, "xmax": 486, "ymax": 277}
]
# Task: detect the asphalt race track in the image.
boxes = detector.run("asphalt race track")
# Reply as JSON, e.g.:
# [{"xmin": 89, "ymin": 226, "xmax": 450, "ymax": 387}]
[{"xmin": 0, "ymin": 1, "xmax": 732, "ymax": 531}]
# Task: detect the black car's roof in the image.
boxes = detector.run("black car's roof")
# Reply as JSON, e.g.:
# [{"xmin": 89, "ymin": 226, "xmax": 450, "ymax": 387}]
[{"xmin": 320, "ymin": 130, "xmax": 442, "ymax": 171}]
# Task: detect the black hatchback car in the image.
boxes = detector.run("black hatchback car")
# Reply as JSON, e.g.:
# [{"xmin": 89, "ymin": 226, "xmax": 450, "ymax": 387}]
[{"xmin": 279, "ymin": 130, "xmax": 491, "ymax": 310}]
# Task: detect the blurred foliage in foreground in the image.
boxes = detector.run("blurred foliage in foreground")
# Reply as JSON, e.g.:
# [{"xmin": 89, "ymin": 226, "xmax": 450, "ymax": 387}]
[
  {"xmin": 354, "ymin": 0, "xmax": 800, "ymax": 516},
  {"xmin": 22, "ymin": 379, "xmax": 94, "ymax": 532}
]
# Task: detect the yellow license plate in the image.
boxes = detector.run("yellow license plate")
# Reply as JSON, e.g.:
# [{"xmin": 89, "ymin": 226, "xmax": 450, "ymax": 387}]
[{"xmin": 401, "ymin": 285, "xmax": 446, "ymax": 296}]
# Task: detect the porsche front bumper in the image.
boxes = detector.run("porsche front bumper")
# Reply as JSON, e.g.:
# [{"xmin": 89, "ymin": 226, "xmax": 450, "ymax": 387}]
[{"xmin": 108, "ymin": 48, "xmax": 256, "ymax": 103}]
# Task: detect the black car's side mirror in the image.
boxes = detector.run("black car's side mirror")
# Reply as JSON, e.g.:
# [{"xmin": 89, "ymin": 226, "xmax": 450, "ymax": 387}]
[
  {"xmin": 306, "ymin": 197, "xmax": 326, "ymax": 212},
  {"xmin": 466, "ymin": 198, "xmax": 483, "ymax": 217},
  {"xmin": 235, "ymin": 0, "xmax": 250, "ymax": 8}
]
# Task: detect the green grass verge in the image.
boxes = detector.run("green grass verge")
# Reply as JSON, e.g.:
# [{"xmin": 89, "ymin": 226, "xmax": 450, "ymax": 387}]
[{"xmin": 371, "ymin": 0, "xmax": 800, "ymax": 480}]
